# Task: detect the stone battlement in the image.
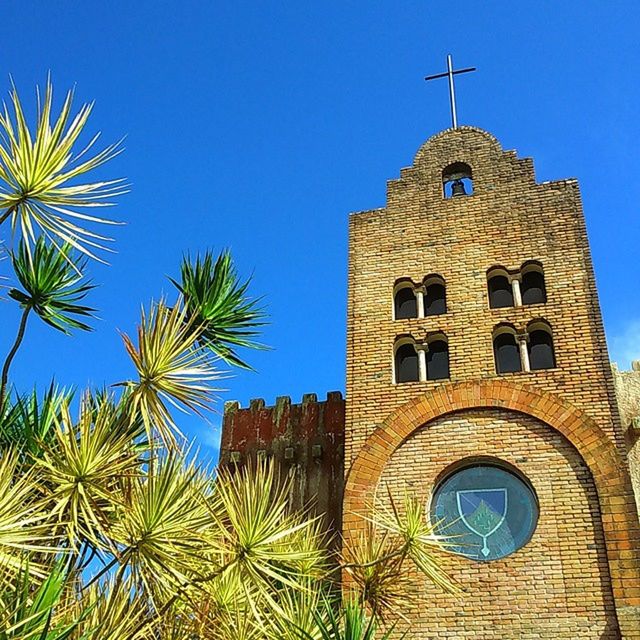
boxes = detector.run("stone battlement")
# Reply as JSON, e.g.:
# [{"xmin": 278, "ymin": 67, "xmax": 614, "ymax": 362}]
[
  {"xmin": 223, "ymin": 390, "xmax": 344, "ymax": 414},
  {"xmin": 220, "ymin": 391, "xmax": 346, "ymax": 533}
]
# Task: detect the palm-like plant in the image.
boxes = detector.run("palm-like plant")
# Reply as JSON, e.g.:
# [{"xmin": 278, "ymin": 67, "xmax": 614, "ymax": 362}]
[
  {"xmin": 342, "ymin": 525, "xmax": 409, "ymax": 623},
  {"xmin": 210, "ymin": 461, "xmax": 326, "ymax": 613},
  {"xmin": 0, "ymin": 384, "xmax": 71, "ymax": 464},
  {"xmin": 120, "ymin": 299, "xmax": 221, "ymax": 447},
  {"xmin": 110, "ymin": 451, "xmax": 215, "ymax": 607},
  {"xmin": 36, "ymin": 392, "xmax": 143, "ymax": 551},
  {"xmin": 0, "ymin": 561, "xmax": 84, "ymax": 640},
  {"xmin": 171, "ymin": 250, "xmax": 267, "ymax": 370},
  {"xmin": 0, "ymin": 79, "xmax": 125, "ymax": 259},
  {"xmin": 0, "ymin": 77, "xmax": 459, "ymax": 640},
  {"xmin": 372, "ymin": 491, "xmax": 460, "ymax": 595},
  {"xmin": 1, "ymin": 237, "xmax": 94, "ymax": 404},
  {"xmin": 295, "ymin": 597, "xmax": 402, "ymax": 640}
]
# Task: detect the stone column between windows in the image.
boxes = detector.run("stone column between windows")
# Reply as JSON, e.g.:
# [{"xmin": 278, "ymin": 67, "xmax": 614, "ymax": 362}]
[
  {"xmin": 416, "ymin": 345, "xmax": 428, "ymax": 382},
  {"xmin": 511, "ymin": 277, "xmax": 523, "ymax": 307},
  {"xmin": 415, "ymin": 286, "xmax": 426, "ymax": 318},
  {"xmin": 517, "ymin": 332, "xmax": 530, "ymax": 372}
]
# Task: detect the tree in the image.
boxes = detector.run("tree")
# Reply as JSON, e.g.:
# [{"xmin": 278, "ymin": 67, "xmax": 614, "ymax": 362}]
[{"xmin": 0, "ymin": 80, "xmax": 456, "ymax": 639}]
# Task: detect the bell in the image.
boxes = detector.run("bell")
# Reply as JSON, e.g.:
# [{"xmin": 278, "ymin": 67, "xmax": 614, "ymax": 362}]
[{"xmin": 451, "ymin": 179, "xmax": 467, "ymax": 197}]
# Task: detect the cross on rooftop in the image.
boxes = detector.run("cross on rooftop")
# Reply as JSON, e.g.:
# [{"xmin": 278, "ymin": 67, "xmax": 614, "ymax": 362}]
[{"xmin": 425, "ymin": 54, "xmax": 476, "ymax": 129}]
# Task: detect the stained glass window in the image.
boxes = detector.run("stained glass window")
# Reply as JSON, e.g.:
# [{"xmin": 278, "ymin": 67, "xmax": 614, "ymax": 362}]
[{"xmin": 431, "ymin": 464, "xmax": 538, "ymax": 561}]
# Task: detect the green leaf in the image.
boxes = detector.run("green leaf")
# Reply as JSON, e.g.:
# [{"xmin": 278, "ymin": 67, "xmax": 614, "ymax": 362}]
[
  {"xmin": 0, "ymin": 78, "xmax": 125, "ymax": 261},
  {"xmin": 10, "ymin": 236, "xmax": 95, "ymax": 334},
  {"xmin": 171, "ymin": 249, "xmax": 267, "ymax": 370}
]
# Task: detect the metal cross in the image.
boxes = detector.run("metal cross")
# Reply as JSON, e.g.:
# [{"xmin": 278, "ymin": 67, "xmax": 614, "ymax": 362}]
[{"xmin": 425, "ymin": 54, "xmax": 476, "ymax": 129}]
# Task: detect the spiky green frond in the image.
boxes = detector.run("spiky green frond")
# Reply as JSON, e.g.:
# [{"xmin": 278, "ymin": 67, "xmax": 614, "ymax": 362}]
[
  {"xmin": 36, "ymin": 392, "xmax": 143, "ymax": 550},
  {"xmin": 0, "ymin": 384, "xmax": 71, "ymax": 464},
  {"xmin": 120, "ymin": 299, "xmax": 221, "ymax": 447},
  {"xmin": 67, "ymin": 578, "xmax": 154, "ymax": 640},
  {"xmin": 294, "ymin": 596, "xmax": 401, "ymax": 640},
  {"xmin": 110, "ymin": 451, "xmax": 216, "ymax": 607},
  {"xmin": 0, "ymin": 453, "xmax": 57, "ymax": 580},
  {"xmin": 9, "ymin": 237, "xmax": 95, "ymax": 333},
  {"xmin": 209, "ymin": 461, "xmax": 327, "ymax": 615},
  {"xmin": 171, "ymin": 250, "xmax": 267, "ymax": 370},
  {"xmin": 0, "ymin": 79, "xmax": 125, "ymax": 260},
  {"xmin": 342, "ymin": 524, "xmax": 409, "ymax": 623},
  {"xmin": 372, "ymin": 489, "xmax": 460, "ymax": 595},
  {"xmin": 0, "ymin": 560, "xmax": 85, "ymax": 640},
  {"xmin": 263, "ymin": 577, "xmax": 327, "ymax": 640}
]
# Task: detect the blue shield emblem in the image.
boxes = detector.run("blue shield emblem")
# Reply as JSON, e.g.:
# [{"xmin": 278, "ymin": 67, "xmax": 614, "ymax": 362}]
[{"xmin": 456, "ymin": 488, "xmax": 507, "ymax": 557}]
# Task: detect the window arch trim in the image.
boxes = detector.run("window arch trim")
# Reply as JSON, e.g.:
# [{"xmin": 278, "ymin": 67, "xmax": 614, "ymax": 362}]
[
  {"xmin": 492, "ymin": 323, "xmax": 523, "ymax": 374},
  {"xmin": 394, "ymin": 336, "xmax": 420, "ymax": 384},
  {"xmin": 393, "ymin": 279, "xmax": 418, "ymax": 320}
]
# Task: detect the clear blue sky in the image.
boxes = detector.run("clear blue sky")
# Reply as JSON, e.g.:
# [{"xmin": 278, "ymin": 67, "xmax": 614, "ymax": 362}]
[{"xmin": 1, "ymin": 1, "xmax": 639, "ymax": 457}]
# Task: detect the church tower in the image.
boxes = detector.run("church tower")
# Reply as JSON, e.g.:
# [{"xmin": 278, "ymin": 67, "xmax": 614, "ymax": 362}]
[{"xmin": 342, "ymin": 125, "xmax": 640, "ymax": 637}]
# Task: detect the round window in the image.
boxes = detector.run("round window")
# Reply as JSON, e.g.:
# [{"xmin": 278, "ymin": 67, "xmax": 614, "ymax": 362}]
[{"xmin": 431, "ymin": 464, "xmax": 538, "ymax": 561}]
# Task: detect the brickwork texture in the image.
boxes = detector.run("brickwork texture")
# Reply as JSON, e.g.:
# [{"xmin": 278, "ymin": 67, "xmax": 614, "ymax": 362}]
[
  {"xmin": 344, "ymin": 127, "xmax": 640, "ymax": 637},
  {"xmin": 220, "ymin": 126, "xmax": 640, "ymax": 638},
  {"xmin": 220, "ymin": 392, "xmax": 345, "ymax": 534}
]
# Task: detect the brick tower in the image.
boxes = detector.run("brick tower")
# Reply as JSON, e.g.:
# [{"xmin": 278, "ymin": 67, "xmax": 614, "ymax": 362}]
[
  {"xmin": 221, "ymin": 125, "xmax": 640, "ymax": 638},
  {"xmin": 343, "ymin": 126, "xmax": 640, "ymax": 638}
]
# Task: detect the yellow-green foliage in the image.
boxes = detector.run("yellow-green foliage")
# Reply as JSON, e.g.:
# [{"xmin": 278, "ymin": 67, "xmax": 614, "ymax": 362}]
[{"xmin": 0, "ymin": 80, "xmax": 456, "ymax": 639}]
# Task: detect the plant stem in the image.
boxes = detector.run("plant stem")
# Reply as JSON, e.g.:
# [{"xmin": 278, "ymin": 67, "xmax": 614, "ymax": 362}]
[
  {"xmin": 0, "ymin": 305, "xmax": 31, "ymax": 410},
  {"xmin": 128, "ymin": 557, "xmax": 238, "ymax": 637},
  {"xmin": 0, "ymin": 204, "xmax": 16, "ymax": 229},
  {"xmin": 342, "ymin": 541, "xmax": 410, "ymax": 570},
  {"xmin": 83, "ymin": 554, "xmax": 120, "ymax": 591}
]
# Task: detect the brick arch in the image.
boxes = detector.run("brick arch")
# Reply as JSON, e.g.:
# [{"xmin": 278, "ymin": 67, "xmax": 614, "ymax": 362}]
[
  {"xmin": 414, "ymin": 125, "xmax": 503, "ymax": 165},
  {"xmin": 343, "ymin": 379, "xmax": 640, "ymax": 633}
]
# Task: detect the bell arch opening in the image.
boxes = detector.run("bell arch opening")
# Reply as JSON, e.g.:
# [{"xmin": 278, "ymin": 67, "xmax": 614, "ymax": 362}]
[{"xmin": 442, "ymin": 162, "xmax": 473, "ymax": 198}]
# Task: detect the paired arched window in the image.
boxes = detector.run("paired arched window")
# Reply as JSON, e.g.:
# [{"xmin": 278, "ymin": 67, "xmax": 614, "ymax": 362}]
[
  {"xmin": 394, "ymin": 283, "xmax": 418, "ymax": 319},
  {"xmin": 521, "ymin": 262, "xmax": 547, "ymax": 305},
  {"xmin": 493, "ymin": 325, "xmax": 522, "ymax": 374},
  {"xmin": 492, "ymin": 321, "xmax": 556, "ymax": 374},
  {"xmin": 487, "ymin": 261, "xmax": 547, "ymax": 309},
  {"xmin": 395, "ymin": 341, "xmax": 419, "ymax": 383},
  {"xmin": 394, "ymin": 334, "xmax": 450, "ymax": 383},
  {"xmin": 442, "ymin": 162, "xmax": 473, "ymax": 199},
  {"xmin": 527, "ymin": 320, "xmax": 555, "ymax": 370},
  {"xmin": 393, "ymin": 276, "xmax": 446, "ymax": 320}
]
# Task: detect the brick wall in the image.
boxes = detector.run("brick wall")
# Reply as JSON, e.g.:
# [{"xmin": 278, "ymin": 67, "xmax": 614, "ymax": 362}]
[
  {"xmin": 377, "ymin": 409, "xmax": 619, "ymax": 639},
  {"xmin": 344, "ymin": 127, "xmax": 640, "ymax": 637},
  {"xmin": 220, "ymin": 392, "xmax": 345, "ymax": 533},
  {"xmin": 612, "ymin": 362, "xmax": 640, "ymax": 515}
]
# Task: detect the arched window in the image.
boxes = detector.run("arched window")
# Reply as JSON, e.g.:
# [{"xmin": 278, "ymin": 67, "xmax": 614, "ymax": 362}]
[
  {"xmin": 521, "ymin": 262, "xmax": 547, "ymax": 305},
  {"xmin": 527, "ymin": 321, "xmax": 556, "ymax": 370},
  {"xmin": 394, "ymin": 284, "xmax": 417, "ymax": 319},
  {"xmin": 426, "ymin": 336, "xmax": 450, "ymax": 380},
  {"xmin": 442, "ymin": 162, "xmax": 473, "ymax": 199},
  {"xmin": 493, "ymin": 326, "xmax": 522, "ymax": 374},
  {"xmin": 487, "ymin": 268, "xmax": 514, "ymax": 308},
  {"xmin": 395, "ymin": 342, "xmax": 419, "ymax": 383},
  {"xmin": 424, "ymin": 275, "xmax": 447, "ymax": 316}
]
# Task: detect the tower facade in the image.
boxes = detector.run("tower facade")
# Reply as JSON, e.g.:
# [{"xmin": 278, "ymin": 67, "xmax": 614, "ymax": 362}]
[{"xmin": 343, "ymin": 127, "xmax": 640, "ymax": 637}]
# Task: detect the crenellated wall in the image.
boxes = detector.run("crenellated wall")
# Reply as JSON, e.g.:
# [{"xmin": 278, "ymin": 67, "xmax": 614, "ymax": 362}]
[{"xmin": 220, "ymin": 392, "xmax": 345, "ymax": 535}]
